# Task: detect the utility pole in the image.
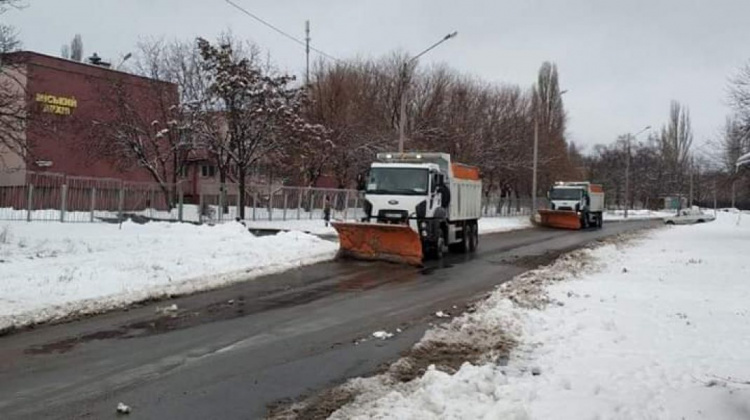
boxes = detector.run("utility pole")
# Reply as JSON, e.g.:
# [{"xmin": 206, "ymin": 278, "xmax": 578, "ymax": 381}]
[
  {"xmin": 532, "ymin": 120, "xmax": 539, "ymax": 213},
  {"xmin": 531, "ymin": 86, "xmax": 567, "ymax": 214},
  {"xmin": 397, "ymin": 31, "xmax": 457, "ymax": 153},
  {"xmin": 624, "ymin": 135, "xmax": 631, "ymax": 219},
  {"xmin": 689, "ymin": 158, "xmax": 694, "ymax": 207},
  {"xmin": 399, "ymin": 62, "xmax": 408, "ymax": 153},
  {"xmin": 713, "ymin": 177, "xmax": 717, "ymax": 216},
  {"xmin": 732, "ymin": 178, "xmax": 736, "ymax": 209},
  {"xmin": 624, "ymin": 125, "xmax": 651, "ymax": 219},
  {"xmin": 305, "ymin": 20, "xmax": 310, "ymax": 86}
]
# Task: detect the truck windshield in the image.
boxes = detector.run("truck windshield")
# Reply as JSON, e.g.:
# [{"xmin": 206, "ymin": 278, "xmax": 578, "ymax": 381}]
[
  {"xmin": 366, "ymin": 168, "xmax": 429, "ymax": 195},
  {"xmin": 549, "ymin": 188, "xmax": 582, "ymax": 201}
]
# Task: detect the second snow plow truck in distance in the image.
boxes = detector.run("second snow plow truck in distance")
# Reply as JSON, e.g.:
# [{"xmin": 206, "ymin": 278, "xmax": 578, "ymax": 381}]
[
  {"xmin": 538, "ymin": 181, "xmax": 604, "ymax": 230},
  {"xmin": 332, "ymin": 152, "xmax": 482, "ymax": 266}
]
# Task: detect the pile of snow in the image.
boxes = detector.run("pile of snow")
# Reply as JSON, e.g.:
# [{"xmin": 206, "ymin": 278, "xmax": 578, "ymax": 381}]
[
  {"xmin": 603, "ymin": 209, "xmax": 675, "ymax": 221},
  {"xmin": 478, "ymin": 216, "xmax": 532, "ymax": 234},
  {"xmin": 243, "ymin": 219, "xmax": 339, "ymax": 236},
  {"xmin": 332, "ymin": 212, "xmax": 750, "ymax": 419},
  {"xmin": 0, "ymin": 220, "xmax": 338, "ymax": 331},
  {"xmin": 242, "ymin": 216, "xmax": 532, "ymax": 237}
]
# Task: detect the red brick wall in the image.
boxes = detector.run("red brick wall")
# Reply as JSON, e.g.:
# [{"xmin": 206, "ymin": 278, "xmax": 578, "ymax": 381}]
[{"xmin": 16, "ymin": 52, "xmax": 178, "ymax": 182}]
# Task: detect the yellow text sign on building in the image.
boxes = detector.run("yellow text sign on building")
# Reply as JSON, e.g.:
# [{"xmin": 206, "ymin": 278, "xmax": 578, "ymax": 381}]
[{"xmin": 35, "ymin": 93, "xmax": 77, "ymax": 116}]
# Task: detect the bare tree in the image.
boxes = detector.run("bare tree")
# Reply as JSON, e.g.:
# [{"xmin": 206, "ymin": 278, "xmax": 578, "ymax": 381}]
[
  {"xmin": 729, "ymin": 61, "xmax": 750, "ymax": 126},
  {"xmin": 0, "ymin": 1, "xmax": 27, "ymax": 171},
  {"xmin": 70, "ymin": 34, "xmax": 83, "ymax": 62},
  {"xmin": 720, "ymin": 116, "xmax": 749, "ymax": 171},
  {"xmin": 60, "ymin": 44, "xmax": 70, "ymax": 59},
  {"xmin": 0, "ymin": 23, "xmax": 21, "ymax": 54},
  {"xmin": 197, "ymin": 37, "xmax": 311, "ymax": 219},
  {"xmin": 659, "ymin": 101, "xmax": 693, "ymax": 199}
]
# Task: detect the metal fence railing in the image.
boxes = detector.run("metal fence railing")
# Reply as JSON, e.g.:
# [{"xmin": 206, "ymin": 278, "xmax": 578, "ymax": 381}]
[
  {"xmin": 1, "ymin": 171, "xmax": 540, "ymax": 224},
  {"xmin": 481, "ymin": 196, "xmax": 543, "ymax": 217},
  {"xmin": 0, "ymin": 172, "xmax": 367, "ymax": 224}
]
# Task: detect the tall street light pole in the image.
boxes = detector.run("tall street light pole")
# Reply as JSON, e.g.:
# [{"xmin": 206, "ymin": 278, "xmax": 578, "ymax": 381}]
[
  {"xmin": 624, "ymin": 125, "xmax": 651, "ymax": 219},
  {"xmin": 398, "ymin": 31, "xmax": 458, "ymax": 153},
  {"xmin": 532, "ymin": 89, "xmax": 567, "ymax": 214}
]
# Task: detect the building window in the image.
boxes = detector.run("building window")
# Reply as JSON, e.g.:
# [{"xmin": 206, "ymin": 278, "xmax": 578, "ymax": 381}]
[
  {"xmin": 177, "ymin": 166, "xmax": 189, "ymax": 178},
  {"xmin": 201, "ymin": 165, "xmax": 216, "ymax": 178}
]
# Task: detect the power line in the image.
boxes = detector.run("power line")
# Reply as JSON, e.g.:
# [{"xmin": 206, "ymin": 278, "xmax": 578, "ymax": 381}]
[{"xmin": 224, "ymin": 0, "xmax": 341, "ymax": 63}]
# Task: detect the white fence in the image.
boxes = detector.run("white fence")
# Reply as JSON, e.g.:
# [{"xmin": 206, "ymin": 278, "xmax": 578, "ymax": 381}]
[{"xmin": 1, "ymin": 172, "xmax": 540, "ymax": 224}]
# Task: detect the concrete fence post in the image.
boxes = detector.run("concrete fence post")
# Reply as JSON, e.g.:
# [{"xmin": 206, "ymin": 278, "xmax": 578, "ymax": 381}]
[
  {"xmin": 297, "ymin": 189, "xmax": 303, "ymax": 220},
  {"xmin": 308, "ymin": 190, "xmax": 314, "ymax": 220},
  {"xmin": 268, "ymin": 191, "xmax": 273, "ymax": 221},
  {"xmin": 198, "ymin": 193, "xmax": 204, "ymax": 224},
  {"xmin": 60, "ymin": 184, "xmax": 67, "ymax": 223},
  {"xmin": 178, "ymin": 187, "xmax": 184, "ymax": 223},
  {"xmin": 253, "ymin": 191, "xmax": 258, "ymax": 221},
  {"xmin": 26, "ymin": 184, "xmax": 34, "ymax": 222},
  {"xmin": 90, "ymin": 187, "xmax": 96, "ymax": 222},
  {"xmin": 343, "ymin": 190, "xmax": 350, "ymax": 220},
  {"xmin": 282, "ymin": 192, "xmax": 288, "ymax": 221},
  {"xmin": 217, "ymin": 190, "xmax": 224, "ymax": 223},
  {"xmin": 268, "ymin": 183, "xmax": 273, "ymax": 221},
  {"xmin": 148, "ymin": 188, "xmax": 155, "ymax": 219},
  {"xmin": 117, "ymin": 185, "xmax": 125, "ymax": 222}
]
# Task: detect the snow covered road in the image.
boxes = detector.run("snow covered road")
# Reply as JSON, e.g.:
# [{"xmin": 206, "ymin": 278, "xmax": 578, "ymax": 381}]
[{"xmin": 330, "ymin": 212, "xmax": 750, "ymax": 419}]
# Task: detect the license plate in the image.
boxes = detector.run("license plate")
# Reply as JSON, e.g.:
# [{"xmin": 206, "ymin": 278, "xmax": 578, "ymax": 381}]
[{"xmin": 385, "ymin": 212, "xmax": 402, "ymax": 218}]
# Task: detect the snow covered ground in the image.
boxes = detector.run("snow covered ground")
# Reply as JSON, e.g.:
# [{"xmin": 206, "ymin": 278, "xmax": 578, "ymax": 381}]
[
  {"xmin": 330, "ymin": 211, "xmax": 750, "ymax": 419},
  {"xmin": 245, "ymin": 216, "xmax": 532, "ymax": 237},
  {"xmin": 0, "ymin": 221, "xmax": 338, "ymax": 331},
  {"xmin": 478, "ymin": 216, "xmax": 532, "ymax": 234},
  {"xmin": 603, "ymin": 208, "xmax": 675, "ymax": 221}
]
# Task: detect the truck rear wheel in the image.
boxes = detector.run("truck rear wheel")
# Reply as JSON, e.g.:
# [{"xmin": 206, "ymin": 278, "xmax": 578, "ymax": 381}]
[
  {"xmin": 449, "ymin": 223, "xmax": 469, "ymax": 253},
  {"xmin": 469, "ymin": 222, "xmax": 478, "ymax": 252}
]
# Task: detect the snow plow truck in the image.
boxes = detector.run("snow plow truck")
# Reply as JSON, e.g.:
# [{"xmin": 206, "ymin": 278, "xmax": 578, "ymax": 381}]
[
  {"xmin": 538, "ymin": 181, "xmax": 604, "ymax": 230},
  {"xmin": 332, "ymin": 152, "xmax": 482, "ymax": 266}
]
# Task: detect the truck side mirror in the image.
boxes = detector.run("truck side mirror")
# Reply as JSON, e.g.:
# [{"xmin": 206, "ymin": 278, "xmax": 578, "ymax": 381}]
[{"xmin": 356, "ymin": 173, "xmax": 366, "ymax": 191}]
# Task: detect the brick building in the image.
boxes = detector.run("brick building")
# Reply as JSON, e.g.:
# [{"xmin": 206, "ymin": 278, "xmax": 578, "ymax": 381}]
[{"xmin": 0, "ymin": 51, "xmax": 178, "ymax": 186}]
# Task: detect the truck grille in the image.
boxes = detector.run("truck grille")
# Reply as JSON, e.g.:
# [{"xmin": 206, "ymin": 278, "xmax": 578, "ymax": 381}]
[{"xmin": 377, "ymin": 210, "xmax": 409, "ymax": 223}]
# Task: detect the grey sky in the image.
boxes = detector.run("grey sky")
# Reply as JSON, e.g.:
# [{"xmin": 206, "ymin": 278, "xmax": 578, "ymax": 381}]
[{"xmin": 5, "ymin": 0, "xmax": 749, "ymax": 152}]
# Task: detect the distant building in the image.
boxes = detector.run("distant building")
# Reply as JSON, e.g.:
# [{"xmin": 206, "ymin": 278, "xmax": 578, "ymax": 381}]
[{"xmin": 0, "ymin": 51, "xmax": 178, "ymax": 186}]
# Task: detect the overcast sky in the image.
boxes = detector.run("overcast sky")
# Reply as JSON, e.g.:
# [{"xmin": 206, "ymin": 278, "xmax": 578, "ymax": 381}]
[{"xmin": 5, "ymin": 0, "xmax": 749, "ymax": 152}]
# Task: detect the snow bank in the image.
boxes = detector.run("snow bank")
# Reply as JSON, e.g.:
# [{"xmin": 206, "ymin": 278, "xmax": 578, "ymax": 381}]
[
  {"xmin": 243, "ymin": 216, "xmax": 532, "ymax": 237},
  {"xmin": 243, "ymin": 219, "xmax": 338, "ymax": 236},
  {"xmin": 603, "ymin": 209, "xmax": 675, "ymax": 221},
  {"xmin": 0, "ymin": 221, "xmax": 338, "ymax": 331},
  {"xmin": 478, "ymin": 216, "xmax": 532, "ymax": 234},
  {"xmin": 332, "ymin": 212, "xmax": 750, "ymax": 419}
]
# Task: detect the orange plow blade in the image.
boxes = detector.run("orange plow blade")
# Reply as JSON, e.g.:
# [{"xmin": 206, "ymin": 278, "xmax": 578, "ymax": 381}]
[
  {"xmin": 538, "ymin": 209, "xmax": 582, "ymax": 230},
  {"xmin": 331, "ymin": 221, "xmax": 423, "ymax": 266}
]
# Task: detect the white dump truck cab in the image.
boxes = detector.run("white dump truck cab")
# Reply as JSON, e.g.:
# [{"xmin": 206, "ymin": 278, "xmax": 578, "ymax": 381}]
[
  {"xmin": 363, "ymin": 161, "xmax": 447, "ymax": 225},
  {"xmin": 358, "ymin": 152, "xmax": 482, "ymax": 259},
  {"xmin": 546, "ymin": 182, "xmax": 604, "ymax": 229}
]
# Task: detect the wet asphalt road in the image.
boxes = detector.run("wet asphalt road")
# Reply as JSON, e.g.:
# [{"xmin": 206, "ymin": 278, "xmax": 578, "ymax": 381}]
[{"xmin": 0, "ymin": 220, "xmax": 661, "ymax": 419}]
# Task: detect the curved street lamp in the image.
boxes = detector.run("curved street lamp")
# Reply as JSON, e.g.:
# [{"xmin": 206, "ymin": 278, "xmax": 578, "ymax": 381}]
[
  {"xmin": 398, "ymin": 31, "xmax": 458, "ymax": 153},
  {"xmin": 624, "ymin": 125, "xmax": 652, "ymax": 218}
]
